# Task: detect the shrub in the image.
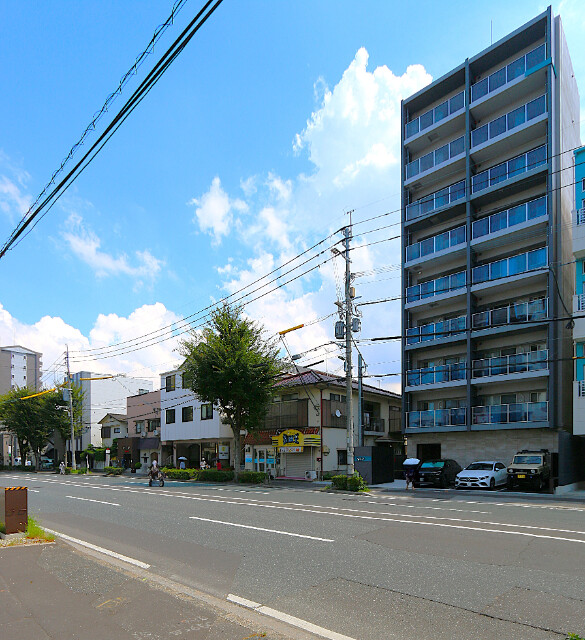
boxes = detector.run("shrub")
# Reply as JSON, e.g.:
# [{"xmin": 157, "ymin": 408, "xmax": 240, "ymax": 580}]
[
  {"xmin": 134, "ymin": 462, "xmax": 142, "ymax": 469},
  {"xmin": 104, "ymin": 466, "xmax": 124, "ymax": 476},
  {"xmin": 164, "ymin": 469, "xmax": 191, "ymax": 480},
  {"xmin": 238, "ymin": 470, "xmax": 267, "ymax": 484},
  {"xmin": 198, "ymin": 469, "xmax": 234, "ymax": 482},
  {"xmin": 65, "ymin": 467, "xmax": 86, "ymax": 475},
  {"xmin": 347, "ymin": 473, "xmax": 369, "ymax": 492},
  {"xmin": 322, "ymin": 471, "xmax": 334, "ymax": 480},
  {"xmin": 331, "ymin": 475, "xmax": 348, "ymax": 490}
]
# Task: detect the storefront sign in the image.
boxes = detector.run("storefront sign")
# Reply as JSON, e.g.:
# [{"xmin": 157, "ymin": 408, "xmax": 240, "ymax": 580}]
[
  {"xmin": 218, "ymin": 445, "xmax": 229, "ymax": 460},
  {"xmin": 272, "ymin": 429, "xmax": 321, "ymax": 449},
  {"xmin": 245, "ymin": 455, "xmax": 253, "ymax": 463},
  {"xmin": 279, "ymin": 446, "xmax": 303, "ymax": 453}
]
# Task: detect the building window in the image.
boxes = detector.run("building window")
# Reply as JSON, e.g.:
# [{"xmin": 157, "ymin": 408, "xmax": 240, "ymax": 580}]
[
  {"xmin": 148, "ymin": 419, "xmax": 160, "ymax": 432},
  {"xmin": 182, "ymin": 406, "xmax": 194, "ymax": 422},
  {"xmin": 281, "ymin": 393, "xmax": 298, "ymax": 401},
  {"xmin": 201, "ymin": 403, "xmax": 213, "ymax": 420},
  {"xmin": 165, "ymin": 375, "xmax": 176, "ymax": 392},
  {"xmin": 101, "ymin": 427, "xmax": 111, "ymax": 438},
  {"xmin": 113, "ymin": 427, "xmax": 121, "ymax": 434},
  {"xmin": 331, "ymin": 393, "xmax": 346, "ymax": 403},
  {"xmin": 166, "ymin": 409, "xmax": 175, "ymax": 424},
  {"xmin": 135, "ymin": 421, "xmax": 144, "ymax": 434},
  {"xmin": 337, "ymin": 449, "xmax": 348, "ymax": 466}
]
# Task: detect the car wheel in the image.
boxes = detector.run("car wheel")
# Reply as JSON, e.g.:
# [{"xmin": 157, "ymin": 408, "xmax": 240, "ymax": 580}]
[
  {"xmin": 506, "ymin": 478, "xmax": 514, "ymax": 490},
  {"xmin": 489, "ymin": 478, "xmax": 495, "ymax": 490},
  {"xmin": 440, "ymin": 476, "xmax": 448, "ymax": 489}
]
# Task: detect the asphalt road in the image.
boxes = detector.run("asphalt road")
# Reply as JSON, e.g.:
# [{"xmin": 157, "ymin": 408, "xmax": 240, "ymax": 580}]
[{"xmin": 2, "ymin": 472, "xmax": 585, "ymax": 640}]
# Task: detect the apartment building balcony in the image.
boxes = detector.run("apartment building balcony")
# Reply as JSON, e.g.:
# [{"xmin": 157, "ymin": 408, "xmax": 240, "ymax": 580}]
[
  {"xmin": 573, "ymin": 294, "xmax": 585, "ymax": 341},
  {"xmin": 263, "ymin": 398, "xmax": 309, "ymax": 430},
  {"xmin": 472, "ymin": 298, "xmax": 547, "ymax": 339},
  {"xmin": 405, "ymin": 135, "xmax": 465, "ymax": 189},
  {"xmin": 573, "ymin": 208, "xmax": 585, "ymax": 258},
  {"xmin": 472, "ymin": 401, "xmax": 548, "ymax": 428},
  {"xmin": 405, "ymin": 270, "xmax": 466, "ymax": 309},
  {"xmin": 406, "ymin": 407, "xmax": 467, "ymax": 431},
  {"xmin": 573, "ymin": 381, "xmax": 585, "ymax": 436},
  {"xmin": 363, "ymin": 416, "xmax": 385, "ymax": 434},
  {"xmin": 406, "ymin": 224, "xmax": 466, "ymax": 267},
  {"xmin": 322, "ymin": 399, "xmax": 346, "ymax": 428},
  {"xmin": 470, "ymin": 95, "xmax": 547, "ymax": 163},
  {"xmin": 406, "ymin": 362, "xmax": 466, "ymax": 392},
  {"xmin": 404, "ymin": 90, "xmax": 465, "ymax": 151},
  {"xmin": 406, "ymin": 315, "xmax": 466, "ymax": 349},
  {"xmin": 471, "ymin": 247, "xmax": 547, "ymax": 295},
  {"xmin": 405, "ymin": 179, "xmax": 465, "ymax": 223},
  {"xmin": 470, "ymin": 43, "xmax": 547, "ymax": 117},
  {"xmin": 471, "ymin": 349, "xmax": 548, "ymax": 385},
  {"xmin": 471, "ymin": 196, "xmax": 548, "ymax": 251}
]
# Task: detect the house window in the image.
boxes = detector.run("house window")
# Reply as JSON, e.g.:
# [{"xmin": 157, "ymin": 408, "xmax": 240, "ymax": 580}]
[
  {"xmin": 337, "ymin": 449, "xmax": 348, "ymax": 466},
  {"xmin": 148, "ymin": 419, "xmax": 160, "ymax": 432},
  {"xmin": 281, "ymin": 393, "xmax": 298, "ymax": 401},
  {"xmin": 331, "ymin": 393, "xmax": 346, "ymax": 403},
  {"xmin": 182, "ymin": 406, "xmax": 194, "ymax": 422},
  {"xmin": 166, "ymin": 409, "xmax": 176, "ymax": 424},
  {"xmin": 201, "ymin": 403, "xmax": 213, "ymax": 420},
  {"xmin": 101, "ymin": 427, "xmax": 111, "ymax": 438},
  {"xmin": 165, "ymin": 375, "xmax": 176, "ymax": 392},
  {"xmin": 135, "ymin": 421, "xmax": 144, "ymax": 434},
  {"xmin": 113, "ymin": 427, "xmax": 121, "ymax": 434}
]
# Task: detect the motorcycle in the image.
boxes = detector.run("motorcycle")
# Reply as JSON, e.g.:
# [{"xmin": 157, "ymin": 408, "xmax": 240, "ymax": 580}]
[{"xmin": 148, "ymin": 468, "xmax": 165, "ymax": 487}]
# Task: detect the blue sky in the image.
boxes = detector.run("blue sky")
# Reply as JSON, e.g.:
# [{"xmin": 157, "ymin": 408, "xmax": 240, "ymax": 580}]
[{"xmin": 0, "ymin": 0, "xmax": 583, "ymax": 389}]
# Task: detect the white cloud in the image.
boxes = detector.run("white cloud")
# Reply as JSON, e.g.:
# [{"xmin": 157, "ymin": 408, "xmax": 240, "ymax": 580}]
[
  {"xmin": 189, "ymin": 176, "xmax": 248, "ymax": 244},
  {"xmin": 62, "ymin": 213, "xmax": 164, "ymax": 285},
  {"xmin": 0, "ymin": 175, "xmax": 31, "ymax": 222}
]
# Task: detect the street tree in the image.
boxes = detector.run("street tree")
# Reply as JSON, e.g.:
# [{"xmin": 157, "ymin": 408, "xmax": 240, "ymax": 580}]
[{"xmin": 181, "ymin": 304, "xmax": 283, "ymax": 479}]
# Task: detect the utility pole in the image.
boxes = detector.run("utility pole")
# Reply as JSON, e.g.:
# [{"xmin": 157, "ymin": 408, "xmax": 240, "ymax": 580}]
[
  {"xmin": 65, "ymin": 346, "xmax": 76, "ymax": 470},
  {"xmin": 343, "ymin": 225, "xmax": 354, "ymax": 476},
  {"xmin": 358, "ymin": 352, "xmax": 364, "ymax": 448}
]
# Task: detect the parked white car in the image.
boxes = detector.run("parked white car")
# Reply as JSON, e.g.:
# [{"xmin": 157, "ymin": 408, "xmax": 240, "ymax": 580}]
[{"xmin": 455, "ymin": 461, "xmax": 508, "ymax": 489}]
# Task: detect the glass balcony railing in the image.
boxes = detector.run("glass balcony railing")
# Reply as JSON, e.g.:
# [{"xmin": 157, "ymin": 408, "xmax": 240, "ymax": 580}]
[
  {"xmin": 407, "ymin": 407, "xmax": 467, "ymax": 429},
  {"xmin": 577, "ymin": 208, "xmax": 585, "ymax": 225},
  {"xmin": 406, "ymin": 136, "xmax": 465, "ymax": 180},
  {"xmin": 406, "ymin": 270, "xmax": 466, "ymax": 303},
  {"xmin": 406, "ymin": 179, "xmax": 465, "ymax": 220},
  {"xmin": 470, "ymin": 43, "xmax": 546, "ymax": 103},
  {"xmin": 472, "ymin": 196, "xmax": 547, "ymax": 239},
  {"xmin": 471, "ymin": 145, "xmax": 547, "ymax": 194},
  {"xmin": 472, "ymin": 401, "xmax": 548, "ymax": 424},
  {"xmin": 407, "ymin": 315, "xmax": 466, "ymax": 345},
  {"xmin": 472, "ymin": 247, "xmax": 547, "ymax": 285},
  {"xmin": 405, "ymin": 91, "xmax": 465, "ymax": 139},
  {"xmin": 406, "ymin": 224, "xmax": 466, "ymax": 262},
  {"xmin": 472, "ymin": 349, "xmax": 548, "ymax": 378},
  {"xmin": 472, "ymin": 298, "xmax": 547, "ymax": 329},
  {"xmin": 471, "ymin": 95, "xmax": 546, "ymax": 148},
  {"xmin": 363, "ymin": 416, "xmax": 385, "ymax": 432},
  {"xmin": 407, "ymin": 362, "xmax": 466, "ymax": 387}
]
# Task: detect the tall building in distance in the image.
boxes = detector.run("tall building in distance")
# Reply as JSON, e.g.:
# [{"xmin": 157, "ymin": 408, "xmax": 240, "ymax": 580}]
[{"xmin": 401, "ymin": 7, "xmax": 582, "ymax": 483}]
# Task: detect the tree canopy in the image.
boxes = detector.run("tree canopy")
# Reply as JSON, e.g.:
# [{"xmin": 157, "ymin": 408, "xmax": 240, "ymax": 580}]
[{"xmin": 181, "ymin": 304, "xmax": 283, "ymax": 478}]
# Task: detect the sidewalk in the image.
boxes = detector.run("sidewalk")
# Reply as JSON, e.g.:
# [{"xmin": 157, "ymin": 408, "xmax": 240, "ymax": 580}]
[{"xmin": 0, "ymin": 540, "xmax": 298, "ymax": 640}]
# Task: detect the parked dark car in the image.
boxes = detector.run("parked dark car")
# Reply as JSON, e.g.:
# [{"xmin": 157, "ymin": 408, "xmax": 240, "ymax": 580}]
[{"xmin": 416, "ymin": 459, "xmax": 462, "ymax": 488}]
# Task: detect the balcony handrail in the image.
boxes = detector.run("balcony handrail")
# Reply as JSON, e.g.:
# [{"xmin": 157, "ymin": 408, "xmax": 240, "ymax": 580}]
[
  {"xmin": 471, "ymin": 144, "xmax": 547, "ymax": 195},
  {"xmin": 577, "ymin": 293, "xmax": 585, "ymax": 312},
  {"xmin": 576, "ymin": 208, "xmax": 585, "ymax": 225},
  {"xmin": 406, "ymin": 135, "xmax": 465, "ymax": 180},
  {"xmin": 472, "ymin": 401, "xmax": 548, "ymax": 424},
  {"xmin": 406, "ymin": 179, "xmax": 466, "ymax": 220},
  {"xmin": 472, "ymin": 247, "xmax": 547, "ymax": 285},
  {"xmin": 406, "ymin": 224, "xmax": 466, "ymax": 262},
  {"xmin": 471, "ymin": 94, "xmax": 546, "ymax": 148},
  {"xmin": 471, "ymin": 298, "xmax": 547, "ymax": 329},
  {"xmin": 407, "ymin": 315, "xmax": 467, "ymax": 345},
  {"xmin": 406, "ymin": 270, "xmax": 466, "ymax": 303},
  {"xmin": 472, "ymin": 195, "xmax": 547, "ymax": 239},
  {"xmin": 579, "ymin": 380, "xmax": 585, "ymax": 397},
  {"xmin": 405, "ymin": 90, "xmax": 465, "ymax": 139},
  {"xmin": 407, "ymin": 407, "xmax": 467, "ymax": 429},
  {"xmin": 472, "ymin": 349, "xmax": 548, "ymax": 378},
  {"xmin": 406, "ymin": 362, "xmax": 466, "ymax": 387},
  {"xmin": 470, "ymin": 43, "xmax": 546, "ymax": 103}
]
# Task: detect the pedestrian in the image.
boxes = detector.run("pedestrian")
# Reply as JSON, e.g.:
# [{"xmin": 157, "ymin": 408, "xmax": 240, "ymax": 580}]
[
  {"xmin": 216, "ymin": 460, "xmax": 222, "ymax": 471},
  {"xmin": 405, "ymin": 466, "xmax": 415, "ymax": 490},
  {"xmin": 59, "ymin": 461, "xmax": 65, "ymax": 475},
  {"xmin": 179, "ymin": 459, "xmax": 186, "ymax": 470}
]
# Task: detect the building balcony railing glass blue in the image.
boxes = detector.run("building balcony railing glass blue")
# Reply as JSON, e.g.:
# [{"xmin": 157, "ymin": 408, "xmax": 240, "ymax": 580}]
[
  {"xmin": 472, "ymin": 349, "xmax": 548, "ymax": 378},
  {"xmin": 407, "ymin": 362, "xmax": 466, "ymax": 387},
  {"xmin": 471, "ymin": 145, "xmax": 547, "ymax": 194},
  {"xmin": 470, "ymin": 43, "xmax": 546, "ymax": 103},
  {"xmin": 407, "ymin": 315, "xmax": 466, "ymax": 345},
  {"xmin": 406, "ymin": 136, "xmax": 465, "ymax": 180},
  {"xmin": 472, "ymin": 247, "xmax": 547, "ymax": 285},
  {"xmin": 405, "ymin": 91, "xmax": 465, "ymax": 140},
  {"xmin": 406, "ymin": 179, "xmax": 465, "ymax": 220},
  {"xmin": 407, "ymin": 407, "xmax": 467, "ymax": 429},
  {"xmin": 472, "ymin": 401, "xmax": 548, "ymax": 424},
  {"xmin": 406, "ymin": 224, "xmax": 466, "ymax": 262},
  {"xmin": 471, "ymin": 95, "xmax": 546, "ymax": 148},
  {"xmin": 406, "ymin": 270, "xmax": 466, "ymax": 303},
  {"xmin": 472, "ymin": 196, "xmax": 547, "ymax": 239},
  {"xmin": 472, "ymin": 298, "xmax": 547, "ymax": 329}
]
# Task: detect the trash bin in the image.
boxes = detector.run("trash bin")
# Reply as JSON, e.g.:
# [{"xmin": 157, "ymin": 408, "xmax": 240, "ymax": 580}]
[{"xmin": 0, "ymin": 487, "xmax": 28, "ymax": 535}]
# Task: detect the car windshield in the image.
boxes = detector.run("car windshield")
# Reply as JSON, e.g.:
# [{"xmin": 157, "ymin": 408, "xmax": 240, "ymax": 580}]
[
  {"xmin": 465, "ymin": 463, "xmax": 493, "ymax": 471},
  {"xmin": 421, "ymin": 461, "xmax": 445, "ymax": 468},
  {"xmin": 513, "ymin": 455, "xmax": 542, "ymax": 464}
]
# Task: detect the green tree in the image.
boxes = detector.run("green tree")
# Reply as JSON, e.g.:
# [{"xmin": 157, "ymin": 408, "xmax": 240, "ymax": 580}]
[
  {"xmin": 181, "ymin": 304, "xmax": 283, "ymax": 479},
  {"xmin": 0, "ymin": 387, "xmax": 72, "ymax": 470}
]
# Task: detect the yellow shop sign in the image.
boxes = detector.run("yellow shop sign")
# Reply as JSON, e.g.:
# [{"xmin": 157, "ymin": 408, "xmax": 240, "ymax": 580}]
[{"xmin": 272, "ymin": 429, "xmax": 321, "ymax": 449}]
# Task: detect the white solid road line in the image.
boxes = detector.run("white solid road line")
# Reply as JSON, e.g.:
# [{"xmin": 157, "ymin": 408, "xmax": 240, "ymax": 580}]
[
  {"xmin": 227, "ymin": 594, "xmax": 357, "ymax": 640},
  {"xmin": 65, "ymin": 495, "xmax": 120, "ymax": 506},
  {"xmin": 189, "ymin": 516, "xmax": 334, "ymax": 542},
  {"xmin": 44, "ymin": 528, "xmax": 151, "ymax": 569}
]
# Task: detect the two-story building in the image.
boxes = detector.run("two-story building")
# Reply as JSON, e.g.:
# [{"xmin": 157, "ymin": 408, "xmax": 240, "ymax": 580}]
[
  {"xmin": 98, "ymin": 413, "xmax": 127, "ymax": 468},
  {"xmin": 243, "ymin": 369, "xmax": 402, "ymax": 479}
]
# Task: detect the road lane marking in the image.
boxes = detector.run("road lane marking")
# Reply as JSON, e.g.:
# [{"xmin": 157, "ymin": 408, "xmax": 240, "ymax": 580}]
[
  {"xmin": 189, "ymin": 516, "xmax": 334, "ymax": 542},
  {"xmin": 66, "ymin": 495, "xmax": 120, "ymax": 506},
  {"xmin": 227, "ymin": 594, "xmax": 356, "ymax": 640},
  {"xmin": 44, "ymin": 528, "xmax": 150, "ymax": 569}
]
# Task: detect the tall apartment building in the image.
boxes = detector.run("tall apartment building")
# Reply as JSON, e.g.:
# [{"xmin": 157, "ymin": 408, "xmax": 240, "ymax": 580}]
[{"xmin": 401, "ymin": 7, "xmax": 581, "ymax": 481}]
